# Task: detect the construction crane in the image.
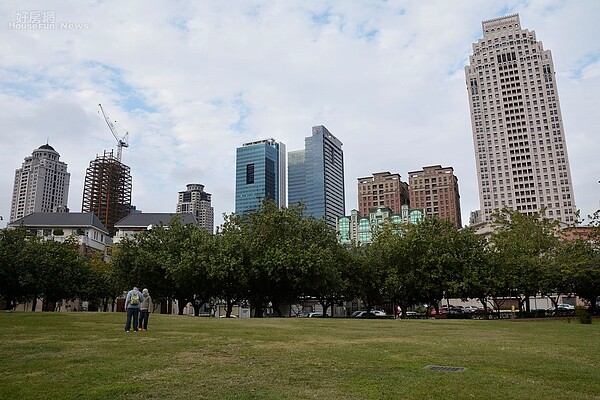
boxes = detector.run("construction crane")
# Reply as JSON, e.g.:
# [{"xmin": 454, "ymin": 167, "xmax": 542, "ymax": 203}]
[{"xmin": 98, "ymin": 103, "xmax": 129, "ymax": 162}]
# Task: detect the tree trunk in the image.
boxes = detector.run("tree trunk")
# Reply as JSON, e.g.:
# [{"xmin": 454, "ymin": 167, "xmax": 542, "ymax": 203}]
[
  {"xmin": 251, "ymin": 296, "xmax": 264, "ymax": 318},
  {"xmin": 43, "ymin": 298, "xmax": 56, "ymax": 312},
  {"xmin": 177, "ymin": 300, "xmax": 187, "ymax": 315},
  {"xmin": 318, "ymin": 299, "xmax": 327, "ymax": 317},
  {"xmin": 271, "ymin": 302, "xmax": 281, "ymax": 317},
  {"xmin": 479, "ymin": 298, "xmax": 490, "ymax": 320},
  {"xmin": 31, "ymin": 295, "xmax": 37, "ymax": 312},
  {"xmin": 226, "ymin": 300, "xmax": 234, "ymax": 317},
  {"xmin": 403, "ymin": 301, "xmax": 410, "ymax": 319},
  {"xmin": 192, "ymin": 303, "xmax": 201, "ymax": 316}
]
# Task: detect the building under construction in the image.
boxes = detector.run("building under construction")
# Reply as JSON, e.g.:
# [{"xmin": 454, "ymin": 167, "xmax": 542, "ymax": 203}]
[{"xmin": 82, "ymin": 150, "xmax": 132, "ymax": 236}]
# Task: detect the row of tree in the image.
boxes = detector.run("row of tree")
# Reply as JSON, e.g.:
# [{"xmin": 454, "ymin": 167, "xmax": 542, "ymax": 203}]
[
  {"xmin": 1, "ymin": 201, "xmax": 599, "ymax": 317},
  {"xmin": 0, "ymin": 229, "xmax": 118, "ymax": 311}
]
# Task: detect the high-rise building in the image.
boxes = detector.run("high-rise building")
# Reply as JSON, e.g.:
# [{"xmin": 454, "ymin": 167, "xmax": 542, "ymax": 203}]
[
  {"xmin": 465, "ymin": 14, "xmax": 576, "ymax": 223},
  {"xmin": 337, "ymin": 205, "xmax": 425, "ymax": 246},
  {"xmin": 408, "ymin": 165, "xmax": 462, "ymax": 228},
  {"xmin": 176, "ymin": 183, "xmax": 214, "ymax": 232},
  {"xmin": 81, "ymin": 150, "xmax": 132, "ymax": 236},
  {"xmin": 235, "ymin": 138, "xmax": 286, "ymax": 215},
  {"xmin": 10, "ymin": 144, "xmax": 70, "ymax": 222},
  {"xmin": 357, "ymin": 172, "xmax": 409, "ymax": 217},
  {"xmin": 288, "ymin": 125, "xmax": 345, "ymax": 229}
]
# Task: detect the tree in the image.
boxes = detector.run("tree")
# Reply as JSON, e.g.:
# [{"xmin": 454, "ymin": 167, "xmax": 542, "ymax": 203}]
[
  {"xmin": 80, "ymin": 253, "xmax": 120, "ymax": 312},
  {"xmin": 445, "ymin": 226, "xmax": 491, "ymax": 314},
  {"xmin": 211, "ymin": 215, "xmax": 248, "ymax": 318},
  {"xmin": 0, "ymin": 228, "xmax": 37, "ymax": 310},
  {"xmin": 347, "ymin": 243, "xmax": 389, "ymax": 317},
  {"xmin": 562, "ymin": 212, "xmax": 600, "ymax": 313},
  {"xmin": 459, "ymin": 235, "xmax": 495, "ymax": 318},
  {"xmin": 236, "ymin": 200, "xmax": 306, "ymax": 317},
  {"xmin": 111, "ymin": 230, "xmax": 172, "ymax": 310},
  {"xmin": 489, "ymin": 208, "xmax": 560, "ymax": 314},
  {"xmin": 297, "ymin": 217, "xmax": 348, "ymax": 317},
  {"xmin": 368, "ymin": 223, "xmax": 416, "ymax": 319},
  {"xmin": 35, "ymin": 238, "xmax": 87, "ymax": 312},
  {"xmin": 397, "ymin": 216, "xmax": 465, "ymax": 315},
  {"xmin": 177, "ymin": 224, "xmax": 215, "ymax": 316}
]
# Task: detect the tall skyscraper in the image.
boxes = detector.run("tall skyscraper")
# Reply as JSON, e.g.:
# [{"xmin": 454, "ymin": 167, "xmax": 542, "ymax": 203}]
[
  {"xmin": 10, "ymin": 144, "xmax": 70, "ymax": 222},
  {"xmin": 408, "ymin": 165, "xmax": 462, "ymax": 228},
  {"xmin": 81, "ymin": 150, "xmax": 132, "ymax": 236},
  {"xmin": 176, "ymin": 183, "xmax": 214, "ymax": 232},
  {"xmin": 288, "ymin": 125, "xmax": 345, "ymax": 229},
  {"xmin": 465, "ymin": 14, "xmax": 576, "ymax": 224},
  {"xmin": 357, "ymin": 172, "xmax": 409, "ymax": 217},
  {"xmin": 235, "ymin": 138, "xmax": 286, "ymax": 215}
]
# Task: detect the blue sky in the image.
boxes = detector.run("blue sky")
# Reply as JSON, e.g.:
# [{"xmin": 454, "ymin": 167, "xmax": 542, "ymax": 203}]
[{"xmin": 1, "ymin": 0, "xmax": 599, "ymax": 228}]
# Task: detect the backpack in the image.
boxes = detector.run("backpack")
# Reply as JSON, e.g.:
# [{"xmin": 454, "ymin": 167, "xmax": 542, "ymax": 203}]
[{"xmin": 130, "ymin": 292, "xmax": 140, "ymax": 306}]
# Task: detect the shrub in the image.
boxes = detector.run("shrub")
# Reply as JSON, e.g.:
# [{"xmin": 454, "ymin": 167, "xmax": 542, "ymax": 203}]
[{"xmin": 575, "ymin": 306, "xmax": 592, "ymax": 324}]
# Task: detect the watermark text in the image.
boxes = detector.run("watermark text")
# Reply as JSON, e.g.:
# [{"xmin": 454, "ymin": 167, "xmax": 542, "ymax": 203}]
[{"xmin": 8, "ymin": 10, "xmax": 90, "ymax": 30}]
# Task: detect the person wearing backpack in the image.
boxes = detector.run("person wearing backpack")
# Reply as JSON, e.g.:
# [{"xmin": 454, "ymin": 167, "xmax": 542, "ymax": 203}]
[
  {"xmin": 138, "ymin": 288, "xmax": 152, "ymax": 331},
  {"xmin": 124, "ymin": 286, "xmax": 144, "ymax": 332}
]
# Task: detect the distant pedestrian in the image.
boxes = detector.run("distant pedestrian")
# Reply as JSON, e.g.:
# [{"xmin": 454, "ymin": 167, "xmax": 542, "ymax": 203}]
[
  {"xmin": 124, "ymin": 286, "xmax": 144, "ymax": 332},
  {"xmin": 138, "ymin": 288, "xmax": 152, "ymax": 331}
]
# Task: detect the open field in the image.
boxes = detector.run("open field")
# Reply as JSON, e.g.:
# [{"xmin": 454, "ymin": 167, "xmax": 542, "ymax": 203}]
[{"xmin": 0, "ymin": 312, "xmax": 599, "ymax": 400}]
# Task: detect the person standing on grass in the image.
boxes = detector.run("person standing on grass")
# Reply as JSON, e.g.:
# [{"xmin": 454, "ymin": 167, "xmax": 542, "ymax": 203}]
[
  {"xmin": 124, "ymin": 286, "xmax": 144, "ymax": 332},
  {"xmin": 138, "ymin": 288, "xmax": 152, "ymax": 331}
]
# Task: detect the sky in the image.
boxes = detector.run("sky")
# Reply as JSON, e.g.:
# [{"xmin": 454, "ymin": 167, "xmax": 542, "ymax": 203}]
[{"xmin": 1, "ymin": 0, "xmax": 599, "ymax": 230}]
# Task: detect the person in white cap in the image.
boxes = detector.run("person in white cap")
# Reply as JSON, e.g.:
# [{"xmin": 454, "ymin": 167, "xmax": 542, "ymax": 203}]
[{"xmin": 138, "ymin": 288, "xmax": 152, "ymax": 331}]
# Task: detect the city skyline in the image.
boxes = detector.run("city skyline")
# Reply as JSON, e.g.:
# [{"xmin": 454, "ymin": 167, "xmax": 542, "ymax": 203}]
[{"xmin": 1, "ymin": 2, "xmax": 599, "ymax": 228}]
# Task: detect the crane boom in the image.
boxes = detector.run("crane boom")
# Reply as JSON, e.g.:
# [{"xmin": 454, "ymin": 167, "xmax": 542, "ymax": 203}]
[{"xmin": 98, "ymin": 103, "xmax": 129, "ymax": 162}]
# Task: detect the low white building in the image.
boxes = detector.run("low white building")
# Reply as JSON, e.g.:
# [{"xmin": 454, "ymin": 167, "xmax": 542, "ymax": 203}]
[
  {"xmin": 8, "ymin": 212, "xmax": 109, "ymax": 253},
  {"xmin": 113, "ymin": 213, "xmax": 199, "ymax": 243}
]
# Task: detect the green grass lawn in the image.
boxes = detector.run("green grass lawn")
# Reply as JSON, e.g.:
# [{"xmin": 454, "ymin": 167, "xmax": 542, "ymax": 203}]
[{"xmin": 0, "ymin": 312, "xmax": 598, "ymax": 400}]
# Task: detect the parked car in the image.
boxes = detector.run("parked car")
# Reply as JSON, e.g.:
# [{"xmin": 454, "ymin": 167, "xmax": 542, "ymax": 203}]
[
  {"xmin": 547, "ymin": 304, "xmax": 576, "ymax": 316},
  {"xmin": 352, "ymin": 310, "xmax": 386, "ymax": 318},
  {"xmin": 462, "ymin": 306, "xmax": 479, "ymax": 313},
  {"xmin": 403, "ymin": 311, "xmax": 421, "ymax": 319},
  {"xmin": 556, "ymin": 303, "xmax": 575, "ymax": 310},
  {"xmin": 264, "ymin": 312, "xmax": 286, "ymax": 318},
  {"xmin": 298, "ymin": 312, "xmax": 326, "ymax": 318},
  {"xmin": 448, "ymin": 306, "xmax": 464, "ymax": 314},
  {"xmin": 431, "ymin": 307, "xmax": 448, "ymax": 316}
]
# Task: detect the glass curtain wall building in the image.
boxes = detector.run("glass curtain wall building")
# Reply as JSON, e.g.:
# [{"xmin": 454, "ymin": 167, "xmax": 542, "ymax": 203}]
[
  {"xmin": 235, "ymin": 138, "xmax": 286, "ymax": 215},
  {"xmin": 288, "ymin": 125, "xmax": 345, "ymax": 229}
]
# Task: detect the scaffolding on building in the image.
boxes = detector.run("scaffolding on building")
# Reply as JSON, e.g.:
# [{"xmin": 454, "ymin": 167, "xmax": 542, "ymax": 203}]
[{"xmin": 82, "ymin": 150, "xmax": 132, "ymax": 236}]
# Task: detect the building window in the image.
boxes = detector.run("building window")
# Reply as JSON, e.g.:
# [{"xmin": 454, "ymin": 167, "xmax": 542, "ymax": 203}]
[{"xmin": 246, "ymin": 164, "xmax": 254, "ymax": 184}]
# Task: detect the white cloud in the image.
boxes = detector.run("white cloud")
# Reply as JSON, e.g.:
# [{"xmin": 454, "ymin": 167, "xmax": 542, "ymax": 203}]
[{"xmin": 1, "ymin": 0, "xmax": 599, "ymax": 228}]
